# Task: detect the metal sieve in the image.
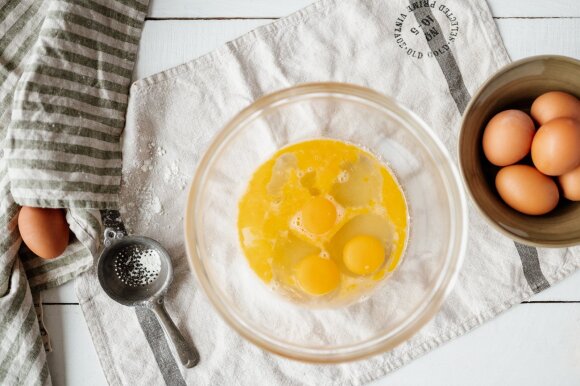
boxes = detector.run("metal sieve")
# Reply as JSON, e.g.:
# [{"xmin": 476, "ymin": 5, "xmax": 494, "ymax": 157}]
[{"xmin": 97, "ymin": 228, "xmax": 199, "ymax": 368}]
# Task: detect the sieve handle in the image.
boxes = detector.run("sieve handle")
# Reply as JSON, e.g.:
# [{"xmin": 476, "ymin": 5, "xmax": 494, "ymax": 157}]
[
  {"xmin": 151, "ymin": 298, "xmax": 200, "ymax": 368},
  {"xmin": 103, "ymin": 228, "xmax": 124, "ymax": 247}
]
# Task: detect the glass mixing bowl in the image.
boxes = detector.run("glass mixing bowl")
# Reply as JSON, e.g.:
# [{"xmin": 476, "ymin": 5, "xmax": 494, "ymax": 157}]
[{"xmin": 184, "ymin": 83, "xmax": 467, "ymax": 363}]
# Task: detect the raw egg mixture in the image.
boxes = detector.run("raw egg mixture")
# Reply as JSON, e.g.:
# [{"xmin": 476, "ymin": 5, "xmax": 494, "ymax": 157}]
[{"xmin": 238, "ymin": 139, "xmax": 408, "ymax": 306}]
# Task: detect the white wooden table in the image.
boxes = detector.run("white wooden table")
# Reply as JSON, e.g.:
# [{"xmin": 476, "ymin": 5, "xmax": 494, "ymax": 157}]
[{"xmin": 45, "ymin": 1, "xmax": 580, "ymax": 384}]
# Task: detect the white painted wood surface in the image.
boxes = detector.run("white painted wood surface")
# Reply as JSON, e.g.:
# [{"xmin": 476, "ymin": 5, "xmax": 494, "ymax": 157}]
[
  {"xmin": 44, "ymin": 302, "xmax": 580, "ymax": 386},
  {"xmin": 147, "ymin": 0, "xmax": 580, "ymax": 18},
  {"xmin": 44, "ymin": 306, "xmax": 104, "ymax": 386},
  {"xmin": 45, "ymin": 1, "xmax": 580, "ymax": 385}
]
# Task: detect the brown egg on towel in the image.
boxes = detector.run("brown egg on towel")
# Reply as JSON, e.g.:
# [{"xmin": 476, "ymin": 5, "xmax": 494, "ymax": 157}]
[{"xmin": 18, "ymin": 207, "xmax": 69, "ymax": 259}]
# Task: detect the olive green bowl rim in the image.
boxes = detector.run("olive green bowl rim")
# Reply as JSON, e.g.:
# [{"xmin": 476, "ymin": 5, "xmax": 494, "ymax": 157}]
[{"xmin": 458, "ymin": 54, "xmax": 580, "ymax": 248}]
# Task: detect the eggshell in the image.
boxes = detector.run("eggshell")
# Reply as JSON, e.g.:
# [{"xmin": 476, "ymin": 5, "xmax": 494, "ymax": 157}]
[
  {"xmin": 531, "ymin": 91, "xmax": 580, "ymax": 125},
  {"xmin": 559, "ymin": 165, "xmax": 580, "ymax": 201},
  {"xmin": 495, "ymin": 165, "xmax": 559, "ymax": 215},
  {"xmin": 482, "ymin": 110, "xmax": 535, "ymax": 166},
  {"xmin": 18, "ymin": 207, "xmax": 69, "ymax": 259},
  {"xmin": 531, "ymin": 117, "xmax": 580, "ymax": 176}
]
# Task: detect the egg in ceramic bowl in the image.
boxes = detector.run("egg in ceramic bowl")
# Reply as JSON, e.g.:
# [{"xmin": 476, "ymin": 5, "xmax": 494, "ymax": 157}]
[{"xmin": 459, "ymin": 55, "xmax": 580, "ymax": 247}]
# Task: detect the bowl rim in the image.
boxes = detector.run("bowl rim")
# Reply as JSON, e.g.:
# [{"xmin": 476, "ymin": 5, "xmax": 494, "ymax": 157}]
[
  {"xmin": 184, "ymin": 82, "xmax": 468, "ymax": 363},
  {"xmin": 458, "ymin": 55, "xmax": 580, "ymax": 248}
]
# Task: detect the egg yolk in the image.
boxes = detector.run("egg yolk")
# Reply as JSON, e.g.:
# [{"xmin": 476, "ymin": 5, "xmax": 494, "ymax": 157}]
[
  {"xmin": 300, "ymin": 196, "xmax": 337, "ymax": 234},
  {"xmin": 296, "ymin": 255, "xmax": 340, "ymax": 295},
  {"xmin": 343, "ymin": 235, "xmax": 385, "ymax": 275}
]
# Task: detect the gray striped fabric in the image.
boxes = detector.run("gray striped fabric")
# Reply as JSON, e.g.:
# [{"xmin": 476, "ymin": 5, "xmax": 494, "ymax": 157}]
[{"xmin": 0, "ymin": 0, "xmax": 148, "ymax": 384}]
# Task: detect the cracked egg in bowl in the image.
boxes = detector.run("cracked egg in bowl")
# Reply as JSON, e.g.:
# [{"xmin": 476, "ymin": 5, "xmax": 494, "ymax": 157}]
[{"xmin": 185, "ymin": 83, "xmax": 467, "ymax": 363}]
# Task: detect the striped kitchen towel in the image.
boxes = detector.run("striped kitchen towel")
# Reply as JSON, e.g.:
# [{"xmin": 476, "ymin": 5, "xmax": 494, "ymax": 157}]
[
  {"xmin": 76, "ymin": 0, "xmax": 580, "ymax": 384},
  {"xmin": 0, "ymin": 0, "xmax": 148, "ymax": 384}
]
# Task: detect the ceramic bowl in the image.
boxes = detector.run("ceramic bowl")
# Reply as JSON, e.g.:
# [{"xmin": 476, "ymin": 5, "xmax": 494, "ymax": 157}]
[{"xmin": 459, "ymin": 55, "xmax": 580, "ymax": 247}]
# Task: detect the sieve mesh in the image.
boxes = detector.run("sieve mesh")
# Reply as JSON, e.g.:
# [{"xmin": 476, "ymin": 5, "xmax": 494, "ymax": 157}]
[{"xmin": 113, "ymin": 245, "xmax": 161, "ymax": 287}]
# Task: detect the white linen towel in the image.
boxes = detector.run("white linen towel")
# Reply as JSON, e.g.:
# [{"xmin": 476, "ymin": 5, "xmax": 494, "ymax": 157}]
[{"xmin": 76, "ymin": 0, "xmax": 580, "ymax": 384}]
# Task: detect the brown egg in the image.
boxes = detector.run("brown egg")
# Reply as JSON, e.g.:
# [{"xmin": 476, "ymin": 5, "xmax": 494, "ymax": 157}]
[
  {"xmin": 482, "ymin": 110, "xmax": 535, "ymax": 166},
  {"xmin": 559, "ymin": 165, "xmax": 580, "ymax": 201},
  {"xmin": 496, "ymin": 165, "xmax": 559, "ymax": 215},
  {"xmin": 531, "ymin": 91, "xmax": 580, "ymax": 125},
  {"xmin": 531, "ymin": 117, "xmax": 580, "ymax": 176},
  {"xmin": 18, "ymin": 207, "xmax": 69, "ymax": 259}
]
